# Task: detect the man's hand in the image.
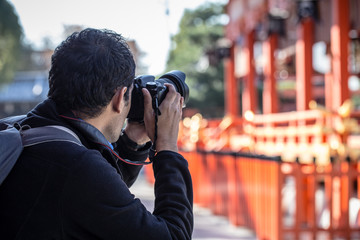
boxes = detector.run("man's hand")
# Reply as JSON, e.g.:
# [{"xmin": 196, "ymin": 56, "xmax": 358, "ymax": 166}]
[
  {"xmin": 123, "ymin": 121, "xmax": 150, "ymax": 146},
  {"xmin": 142, "ymin": 84, "xmax": 183, "ymax": 153}
]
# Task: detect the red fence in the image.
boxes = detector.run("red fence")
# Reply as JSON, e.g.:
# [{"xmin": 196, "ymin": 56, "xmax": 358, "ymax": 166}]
[
  {"xmin": 177, "ymin": 150, "xmax": 360, "ymax": 240},
  {"xmin": 142, "ymin": 108, "xmax": 360, "ymax": 239}
]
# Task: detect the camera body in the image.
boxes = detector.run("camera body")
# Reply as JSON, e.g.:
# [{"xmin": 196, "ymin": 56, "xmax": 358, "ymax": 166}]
[{"xmin": 127, "ymin": 70, "xmax": 189, "ymax": 122}]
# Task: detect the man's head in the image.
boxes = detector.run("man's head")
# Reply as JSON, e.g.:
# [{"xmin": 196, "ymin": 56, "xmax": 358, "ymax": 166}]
[{"xmin": 48, "ymin": 28, "xmax": 135, "ymax": 118}]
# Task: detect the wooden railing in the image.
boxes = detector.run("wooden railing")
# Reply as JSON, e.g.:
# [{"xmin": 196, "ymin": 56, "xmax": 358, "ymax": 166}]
[
  {"xmin": 177, "ymin": 150, "xmax": 360, "ymax": 240},
  {"xmin": 178, "ymin": 101, "xmax": 360, "ymax": 165},
  {"xmin": 143, "ymin": 103, "xmax": 360, "ymax": 239}
]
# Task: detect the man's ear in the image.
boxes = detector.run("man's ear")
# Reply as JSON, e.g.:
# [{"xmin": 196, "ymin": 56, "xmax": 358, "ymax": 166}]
[{"xmin": 112, "ymin": 87, "xmax": 127, "ymax": 113}]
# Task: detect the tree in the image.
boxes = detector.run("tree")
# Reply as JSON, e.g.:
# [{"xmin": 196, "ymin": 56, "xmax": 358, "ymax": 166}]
[
  {"xmin": 166, "ymin": 2, "xmax": 226, "ymax": 118},
  {"xmin": 0, "ymin": 0, "xmax": 23, "ymax": 85}
]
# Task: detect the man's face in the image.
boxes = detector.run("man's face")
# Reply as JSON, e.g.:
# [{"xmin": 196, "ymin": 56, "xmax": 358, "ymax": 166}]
[
  {"xmin": 108, "ymin": 83, "xmax": 134, "ymax": 143},
  {"xmin": 118, "ymin": 83, "xmax": 134, "ymax": 130},
  {"xmin": 123, "ymin": 83, "xmax": 133, "ymax": 111}
]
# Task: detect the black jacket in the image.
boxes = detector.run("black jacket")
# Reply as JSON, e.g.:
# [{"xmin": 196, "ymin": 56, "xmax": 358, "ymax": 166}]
[{"xmin": 0, "ymin": 99, "xmax": 193, "ymax": 239}]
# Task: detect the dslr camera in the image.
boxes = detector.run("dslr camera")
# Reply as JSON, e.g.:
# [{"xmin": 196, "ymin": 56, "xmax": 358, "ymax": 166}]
[{"xmin": 127, "ymin": 70, "xmax": 189, "ymax": 122}]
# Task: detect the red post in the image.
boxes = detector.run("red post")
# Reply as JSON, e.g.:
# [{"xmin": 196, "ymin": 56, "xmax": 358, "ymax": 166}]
[
  {"xmin": 330, "ymin": 0, "xmax": 350, "ymax": 110},
  {"xmin": 225, "ymin": 44, "xmax": 239, "ymax": 117},
  {"xmin": 263, "ymin": 34, "xmax": 278, "ymax": 114},
  {"xmin": 340, "ymin": 162, "xmax": 350, "ymax": 237},
  {"xmin": 207, "ymin": 153, "xmax": 218, "ymax": 211},
  {"xmin": 325, "ymin": 73, "xmax": 333, "ymax": 113},
  {"xmin": 242, "ymin": 31, "xmax": 257, "ymax": 115},
  {"xmin": 225, "ymin": 155, "xmax": 238, "ymax": 225},
  {"xmin": 325, "ymin": 169, "xmax": 333, "ymax": 239},
  {"xmin": 235, "ymin": 156, "xmax": 247, "ymax": 226},
  {"xmin": 296, "ymin": 18, "xmax": 314, "ymax": 111}
]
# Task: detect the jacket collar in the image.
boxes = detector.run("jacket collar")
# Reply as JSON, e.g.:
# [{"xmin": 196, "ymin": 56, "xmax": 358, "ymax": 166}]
[
  {"xmin": 59, "ymin": 114, "xmax": 113, "ymax": 149},
  {"xmin": 26, "ymin": 99, "xmax": 112, "ymax": 150}
]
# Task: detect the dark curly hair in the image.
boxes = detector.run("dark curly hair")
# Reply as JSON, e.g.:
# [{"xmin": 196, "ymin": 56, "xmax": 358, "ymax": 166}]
[{"xmin": 48, "ymin": 28, "xmax": 135, "ymax": 118}]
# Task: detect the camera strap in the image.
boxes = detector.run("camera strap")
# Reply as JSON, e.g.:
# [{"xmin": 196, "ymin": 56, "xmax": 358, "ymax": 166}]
[{"xmin": 148, "ymin": 96, "xmax": 160, "ymax": 162}]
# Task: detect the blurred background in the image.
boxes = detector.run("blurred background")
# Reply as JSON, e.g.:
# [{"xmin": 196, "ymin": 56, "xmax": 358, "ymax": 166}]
[
  {"xmin": 3, "ymin": 0, "xmax": 360, "ymax": 239},
  {"xmin": 0, "ymin": 0, "xmax": 228, "ymax": 119}
]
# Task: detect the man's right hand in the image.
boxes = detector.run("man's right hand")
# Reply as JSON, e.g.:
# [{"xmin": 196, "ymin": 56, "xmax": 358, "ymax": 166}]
[{"xmin": 142, "ymin": 84, "xmax": 183, "ymax": 153}]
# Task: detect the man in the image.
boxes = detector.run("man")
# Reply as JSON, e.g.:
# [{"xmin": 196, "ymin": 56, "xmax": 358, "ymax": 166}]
[{"xmin": 0, "ymin": 28, "xmax": 193, "ymax": 239}]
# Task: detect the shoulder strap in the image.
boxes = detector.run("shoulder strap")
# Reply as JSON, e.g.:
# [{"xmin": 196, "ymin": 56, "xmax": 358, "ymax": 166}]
[
  {"xmin": 0, "ymin": 127, "xmax": 24, "ymax": 185},
  {"xmin": 21, "ymin": 125, "xmax": 83, "ymax": 147},
  {"xmin": 0, "ymin": 125, "xmax": 83, "ymax": 186}
]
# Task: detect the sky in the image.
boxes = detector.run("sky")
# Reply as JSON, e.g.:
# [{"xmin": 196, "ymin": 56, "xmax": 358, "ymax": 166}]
[{"xmin": 10, "ymin": 0, "xmax": 227, "ymax": 75}]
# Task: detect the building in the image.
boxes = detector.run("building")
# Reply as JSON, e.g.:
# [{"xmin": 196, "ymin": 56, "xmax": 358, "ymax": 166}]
[
  {"xmin": 174, "ymin": 2, "xmax": 360, "ymax": 239},
  {"xmin": 225, "ymin": 0, "xmax": 360, "ymax": 115},
  {"xmin": 0, "ymin": 71, "xmax": 49, "ymax": 118}
]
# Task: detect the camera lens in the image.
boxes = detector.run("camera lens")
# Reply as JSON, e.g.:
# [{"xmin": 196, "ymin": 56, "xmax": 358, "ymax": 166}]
[{"xmin": 156, "ymin": 70, "xmax": 189, "ymax": 107}]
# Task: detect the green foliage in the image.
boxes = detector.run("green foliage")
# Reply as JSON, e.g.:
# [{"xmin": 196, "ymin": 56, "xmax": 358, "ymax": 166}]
[
  {"xmin": 166, "ymin": 2, "xmax": 226, "ymax": 118},
  {"xmin": 0, "ymin": 0, "xmax": 23, "ymax": 85}
]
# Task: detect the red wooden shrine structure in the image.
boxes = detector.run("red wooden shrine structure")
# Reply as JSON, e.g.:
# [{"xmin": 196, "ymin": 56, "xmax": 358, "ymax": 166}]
[{"xmin": 145, "ymin": 0, "xmax": 360, "ymax": 239}]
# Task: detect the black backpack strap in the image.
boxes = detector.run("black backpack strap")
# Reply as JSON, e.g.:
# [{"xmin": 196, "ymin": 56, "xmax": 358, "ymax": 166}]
[
  {"xmin": 0, "ymin": 127, "xmax": 24, "ymax": 185},
  {"xmin": 21, "ymin": 125, "xmax": 83, "ymax": 147},
  {"xmin": 0, "ymin": 125, "xmax": 83, "ymax": 186}
]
